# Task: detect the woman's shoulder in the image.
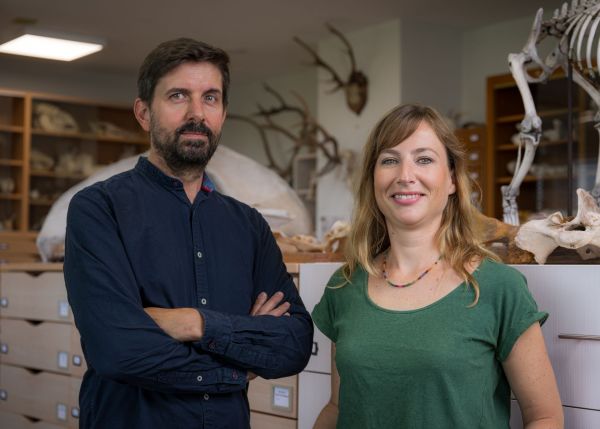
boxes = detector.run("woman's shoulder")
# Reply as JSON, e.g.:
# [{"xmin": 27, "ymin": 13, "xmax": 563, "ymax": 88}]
[{"xmin": 476, "ymin": 258, "xmax": 529, "ymax": 296}]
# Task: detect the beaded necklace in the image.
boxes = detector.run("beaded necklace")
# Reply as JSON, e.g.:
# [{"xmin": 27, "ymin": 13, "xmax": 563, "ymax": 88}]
[{"xmin": 382, "ymin": 252, "xmax": 442, "ymax": 288}]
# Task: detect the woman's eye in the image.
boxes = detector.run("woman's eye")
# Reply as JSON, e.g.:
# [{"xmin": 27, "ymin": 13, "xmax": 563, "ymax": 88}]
[
  {"xmin": 380, "ymin": 158, "xmax": 398, "ymax": 165},
  {"xmin": 417, "ymin": 157, "xmax": 433, "ymax": 164}
]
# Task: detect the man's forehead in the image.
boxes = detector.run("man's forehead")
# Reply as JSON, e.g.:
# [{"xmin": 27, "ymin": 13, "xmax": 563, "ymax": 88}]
[{"xmin": 158, "ymin": 61, "xmax": 223, "ymax": 91}]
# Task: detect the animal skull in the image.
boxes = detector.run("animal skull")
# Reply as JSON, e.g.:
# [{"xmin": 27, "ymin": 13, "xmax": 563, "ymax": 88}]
[{"xmin": 515, "ymin": 188, "xmax": 600, "ymax": 263}]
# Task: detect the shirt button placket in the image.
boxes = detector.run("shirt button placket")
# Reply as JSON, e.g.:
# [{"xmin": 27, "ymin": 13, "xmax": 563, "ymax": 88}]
[{"xmin": 204, "ymin": 393, "xmax": 210, "ymax": 401}]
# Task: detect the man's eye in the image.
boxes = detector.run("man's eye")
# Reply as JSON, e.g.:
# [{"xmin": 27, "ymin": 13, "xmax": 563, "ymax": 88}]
[
  {"xmin": 205, "ymin": 94, "xmax": 218, "ymax": 103},
  {"xmin": 170, "ymin": 93, "xmax": 185, "ymax": 100}
]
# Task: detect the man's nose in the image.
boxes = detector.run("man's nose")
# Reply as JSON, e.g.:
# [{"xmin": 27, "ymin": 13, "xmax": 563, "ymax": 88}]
[{"xmin": 185, "ymin": 98, "xmax": 205, "ymax": 122}]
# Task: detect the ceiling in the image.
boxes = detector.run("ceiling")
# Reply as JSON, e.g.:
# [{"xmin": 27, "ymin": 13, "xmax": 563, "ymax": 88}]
[{"xmin": 0, "ymin": 0, "xmax": 559, "ymax": 84}]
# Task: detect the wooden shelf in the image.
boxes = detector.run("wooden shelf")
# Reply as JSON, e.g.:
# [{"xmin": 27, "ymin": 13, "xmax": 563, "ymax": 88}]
[
  {"xmin": 0, "ymin": 159, "xmax": 23, "ymax": 167},
  {"xmin": 495, "ymin": 108, "xmax": 579, "ymax": 124},
  {"xmin": 0, "ymin": 87, "xmax": 149, "ymax": 234},
  {"xmin": 0, "ymin": 124, "xmax": 24, "ymax": 133},
  {"xmin": 31, "ymin": 128, "xmax": 148, "ymax": 145},
  {"xmin": 497, "ymin": 139, "xmax": 575, "ymax": 151},
  {"xmin": 496, "ymin": 174, "xmax": 568, "ymax": 185},
  {"xmin": 0, "ymin": 193, "xmax": 22, "ymax": 200},
  {"xmin": 30, "ymin": 169, "xmax": 88, "ymax": 180}
]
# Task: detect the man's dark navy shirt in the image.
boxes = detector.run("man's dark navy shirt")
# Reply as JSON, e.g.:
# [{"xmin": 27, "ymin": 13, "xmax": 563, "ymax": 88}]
[{"xmin": 63, "ymin": 157, "xmax": 313, "ymax": 428}]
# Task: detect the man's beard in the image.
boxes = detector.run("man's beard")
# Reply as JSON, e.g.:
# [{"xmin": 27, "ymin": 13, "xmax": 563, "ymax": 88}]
[{"xmin": 150, "ymin": 114, "xmax": 220, "ymax": 175}]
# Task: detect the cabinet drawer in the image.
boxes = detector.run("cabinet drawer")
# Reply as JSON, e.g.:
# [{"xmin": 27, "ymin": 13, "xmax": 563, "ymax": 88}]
[
  {"xmin": 298, "ymin": 371, "xmax": 331, "ymax": 429},
  {"xmin": 250, "ymin": 411, "xmax": 296, "ymax": 429},
  {"xmin": 0, "ymin": 409, "xmax": 67, "ymax": 429},
  {"xmin": 563, "ymin": 405, "xmax": 600, "ymax": 428},
  {"xmin": 0, "ymin": 319, "xmax": 85, "ymax": 376},
  {"xmin": 299, "ymin": 263, "xmax": 341, "ymax": 374},
  {"xmin": 0, "ymin": 364, "xmax": 80, "ymax": 428},
  {"xmin": 0, "ymin": 235, "xmax": 40, "ymax": 264},
  {"xmin": 514, "ymin": 265, "xmax": 600, "ymax": 411},
  {"xmin": 0, "ymin": 272, "xmax": 71, "ymax": 322},
  {"xmin": 249, "ymin": 375, "xmax": 297, "ymax": 418}
]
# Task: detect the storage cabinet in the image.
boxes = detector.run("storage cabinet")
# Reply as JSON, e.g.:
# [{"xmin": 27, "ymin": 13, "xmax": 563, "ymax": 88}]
[
  {"xmin": 510, "ymin": 264, "xmax": 600, "ymax": 428},
  {"xmin": 454, "ymin": 125, "xmax": 487, "ymax": 213},
  {"xmin": 486, "ymin": 72, "xmax": 596, "ymax": 221},
  {"xmin": 0, "ymin": 88, "xmax": 148, "ymax": 244}
]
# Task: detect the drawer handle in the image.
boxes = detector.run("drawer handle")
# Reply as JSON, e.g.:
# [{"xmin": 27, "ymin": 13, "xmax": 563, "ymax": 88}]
[
  {"xmin": 0, "ymin": 343, "xmax": 8, "ymax": 354},
  {"xmin": 558, "ymin": 333, "xmax": 600, "ymax": 341},
  {"xmin": 0, "ymin": 389, "xmax": 7, "ymax": 400},
  {"xmin": 312, "ymin": 341, "xmax": 319, "ymax": 356},
  {"xmin": 0, "ymin": 297, "xmax": 7, "ymax": 307}
]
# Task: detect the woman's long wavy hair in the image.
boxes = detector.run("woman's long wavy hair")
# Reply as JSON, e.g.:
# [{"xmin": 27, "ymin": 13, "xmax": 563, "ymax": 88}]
[{"xmin": 340, "ymin": 103, "xmax": 497, "ymax": 305}]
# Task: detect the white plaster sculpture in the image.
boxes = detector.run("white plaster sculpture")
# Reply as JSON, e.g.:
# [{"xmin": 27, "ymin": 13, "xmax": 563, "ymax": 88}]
[
  {"xmin": 30, "ymin": 148, "xmax": 55, "ymax": 170},
  {"xmin": 89, "ymin": 120, "xmax": 139, "ymax": 139},
  {"xmin": 36, "ymin": 145, "xmax": 312, "ymax": 261},
  {"xmin": 505, "ymin": 0, "xmax": 600, "ymax": 225},
  {"xmin": 34, "ymin": 103, "xmax": 79, "ymax": 133},
  {"xmin": 515, "ymin": 188, "xmax": 600, "ymax": 263}
]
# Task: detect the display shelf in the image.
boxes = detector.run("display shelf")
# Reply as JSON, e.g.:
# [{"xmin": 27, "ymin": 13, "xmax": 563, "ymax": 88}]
[
  {"xmin": 0, "ymin": 87, "xmax": 149, "ymax": 240},
  {"xmin": 486, "ymin": 70, "xmax": 595, "ymax": 220}
]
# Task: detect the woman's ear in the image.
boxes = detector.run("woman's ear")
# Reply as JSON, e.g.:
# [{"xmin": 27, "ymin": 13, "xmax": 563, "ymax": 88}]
[{"xmin": 133, "ymin": 98, "xmax": 151, "ymax": 132}]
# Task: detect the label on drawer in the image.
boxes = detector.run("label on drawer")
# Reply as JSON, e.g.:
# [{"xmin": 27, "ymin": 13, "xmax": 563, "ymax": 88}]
[
  {"xmin": 57, "ymin": 351, "xmax": 69, "ymax": 369},
  {"xmin": 58, "ymin": 300, "xmax": 70, "ymax": 318},
  {"xmin": 57, "ymin": 403, "xmax": 67, "ymax": 421},
  {"xmin": 272, "ymin": 385, "xmax": 292, "ymax": 411}
]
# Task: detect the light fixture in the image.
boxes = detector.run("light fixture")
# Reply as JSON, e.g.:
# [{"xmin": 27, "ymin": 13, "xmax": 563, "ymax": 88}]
[{"xmin": 0, "ymin": 27, "xmax": 105, "ymax": 61}]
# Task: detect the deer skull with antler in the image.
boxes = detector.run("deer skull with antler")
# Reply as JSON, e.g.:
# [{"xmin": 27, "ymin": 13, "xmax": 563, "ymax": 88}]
[{"xmin": 295, "ymin": 24, "xmax": 369, "ymax": 115}]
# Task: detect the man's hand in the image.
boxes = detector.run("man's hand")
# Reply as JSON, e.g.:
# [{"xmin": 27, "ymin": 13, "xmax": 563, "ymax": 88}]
[
  {"xmin": 145, "ymin": 307, "xmax": 204, "ymax": 342},
  {"xmin": 250, "ymin": 291, "xmax": 290, "ymax": 317}
]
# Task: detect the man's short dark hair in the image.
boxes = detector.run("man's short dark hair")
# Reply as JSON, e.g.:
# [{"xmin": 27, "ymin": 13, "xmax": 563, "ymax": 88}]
[{"xmin": 137, "ymin": 38, "xmax": 230, "ymax": 107}]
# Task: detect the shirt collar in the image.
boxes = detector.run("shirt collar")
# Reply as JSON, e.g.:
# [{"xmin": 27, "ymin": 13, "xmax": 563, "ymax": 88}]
[{"xmin": 135, "ymin": 156, "xmax": 215, "ymax": 193}]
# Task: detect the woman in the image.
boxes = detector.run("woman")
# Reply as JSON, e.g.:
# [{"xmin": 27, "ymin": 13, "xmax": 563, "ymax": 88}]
[{"xmin": 312, "ymin": 104, "xmax": 563, "ymax": 428}]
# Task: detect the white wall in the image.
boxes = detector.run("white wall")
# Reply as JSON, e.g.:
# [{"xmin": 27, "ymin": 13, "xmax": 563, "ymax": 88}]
[
  {"xmin": 400, "ymin": 21, "xmax": 463, "ymax": 118},
  {"xmin": 460, "ymin": 15, "xmax": 537, "ymax": 123},
  {"xmin": 315, "ymin": 19, "xmax": 401, "ymax": 237},
  {"xmin": 0, "ymin": 57, "xmax": 135, "ymax": 105}
]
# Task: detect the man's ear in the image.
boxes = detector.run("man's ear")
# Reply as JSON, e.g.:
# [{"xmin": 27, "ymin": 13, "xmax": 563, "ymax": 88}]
[{"xmin": 133, "ymin": 98, "xmax": 151, "ymax": 132}]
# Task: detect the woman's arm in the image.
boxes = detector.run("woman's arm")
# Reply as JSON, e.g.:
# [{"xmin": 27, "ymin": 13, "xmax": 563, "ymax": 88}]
[
  {"xmin": 313, "ymin": 344, "xmax": 340, "ymax": 429},
  {"xmin": 503, "ymin": 322, "xmax": 563, "ymax": 429}
]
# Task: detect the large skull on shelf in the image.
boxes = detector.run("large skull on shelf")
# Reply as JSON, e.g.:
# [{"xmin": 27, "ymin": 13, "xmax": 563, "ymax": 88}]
[{"xmin": 515, "ymin": 189, "xmax": 600, "ymax": 264}]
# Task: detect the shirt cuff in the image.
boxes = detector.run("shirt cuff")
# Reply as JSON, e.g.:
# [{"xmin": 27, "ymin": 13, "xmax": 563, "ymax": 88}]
[{"xmin": 195, "ymin": 308, "xmax": 233, "ymax": 355}]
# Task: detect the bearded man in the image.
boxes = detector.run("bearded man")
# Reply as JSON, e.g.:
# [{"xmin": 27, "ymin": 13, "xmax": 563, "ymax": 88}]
[{"xmin": 64, "ymin": 38, "xmax": 313, "ymax": 429}]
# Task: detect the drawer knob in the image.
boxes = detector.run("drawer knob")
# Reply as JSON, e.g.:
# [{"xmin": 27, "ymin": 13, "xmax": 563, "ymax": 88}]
[
  {"xmin": 0, "ymin": 389, "xmax": 7, "ymax": 400},
  {"xmin": 72, "ymin": 407, "xmax": 80, "ymax": 418},
  {"xmin": 0, "ymin": 343, "xmax": 8, "ymax": 354},
  {"xmin": 73, "ymin": 355, "xmax": 83, "ymax": 366},
  {"xmin": 0, "ymin": 297, "xmax": 7, "ymax": 307},
  {"xmin": 311, "ymin": 341, "xmax": 319, "ymax": 356},
  {"xmin": 558, "ymin": 333, "xmax": 600, "ymax": 341}
]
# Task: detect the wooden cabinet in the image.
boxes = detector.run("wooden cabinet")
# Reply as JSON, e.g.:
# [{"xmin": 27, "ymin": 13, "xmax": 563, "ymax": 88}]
[
  {"xmin": 0, "ymin": 88, "xmax": 148, "ymax": 250},
  {"xmin": 454, "ymin": 126, "xmax": 487, "ymax": 213},
  {"xmin": 486, "ymin": 72, "xmax": 596, "ymax": 221},
  {"xmin": 510, "ymin": 264, "xmax": 600, "ymax": 428},
  {"xmin": 0, "ymin": 264, "xmax": 81, "ymax": 428}
]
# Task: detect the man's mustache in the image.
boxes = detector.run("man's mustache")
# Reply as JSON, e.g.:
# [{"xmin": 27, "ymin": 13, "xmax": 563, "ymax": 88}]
[{"xmin": 176, "ymin": 121, "xmax": 214, "ymax": 140}]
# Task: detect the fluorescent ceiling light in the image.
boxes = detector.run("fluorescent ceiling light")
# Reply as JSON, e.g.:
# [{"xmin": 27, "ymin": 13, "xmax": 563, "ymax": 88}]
[{"xmin": 0, "ymin": 29, "xmax": 104, "ymax": 61}]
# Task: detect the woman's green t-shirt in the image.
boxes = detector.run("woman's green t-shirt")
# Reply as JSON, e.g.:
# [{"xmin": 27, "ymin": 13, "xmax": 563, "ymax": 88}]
[{"xmin": 311, "ymin": 259, "xmax": 547, "ymax": 429}]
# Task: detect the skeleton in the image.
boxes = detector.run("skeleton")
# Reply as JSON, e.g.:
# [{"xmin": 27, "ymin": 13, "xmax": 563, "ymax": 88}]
[
  {"xmin": 294, "ymin": 24, "xmax": 368, "ymax": 115},
  {"xmin": 516, "ymin": 188, "xmax": 600, "ymax": 263},
  {"xmin": 505, "ymin": 0, "xmax": 600, "ymax": 225}
]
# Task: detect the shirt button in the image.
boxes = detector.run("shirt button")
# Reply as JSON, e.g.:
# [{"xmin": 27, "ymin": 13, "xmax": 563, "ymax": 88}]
[
  {"xmin": 201, "ymin": 298, "xmax": 207, "ymax": 305},
  {"xmin": 204, "ymin": 393, "xmax": 210, "ymax": 400},
  {"xmin": 197, "ymin": 375, "xmax": 203, "ymax": 382},
  {"xmin": 232, "ymin": 370, "xmax": 238, "ymax": 379},
  {"xmin": 196, "ymin": 251, "xmax": 203, "ymax": 259}
]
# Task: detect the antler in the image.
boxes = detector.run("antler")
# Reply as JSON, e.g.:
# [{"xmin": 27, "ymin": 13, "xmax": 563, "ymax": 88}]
[
  {"xmin": 293, "ymin": 36, "xmax": 345, "ymax": 92},
  {"xmin": 228, "ymin": 84, "xmax": 343, "ymax": 180}
]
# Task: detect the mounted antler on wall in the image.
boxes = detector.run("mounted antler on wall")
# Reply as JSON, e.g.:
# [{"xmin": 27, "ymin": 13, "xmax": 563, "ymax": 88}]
[
  {"xmin": 294, "ymin": 23, "xmax": 368, "ymax": 115},
  {"xmin": 228, "ymin": 84, "xmax": 346, "ymax": 182}
]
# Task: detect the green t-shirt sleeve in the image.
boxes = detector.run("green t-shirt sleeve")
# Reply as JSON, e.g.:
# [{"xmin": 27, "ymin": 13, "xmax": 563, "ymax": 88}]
[
  {"xmin": 495, "ymin": 265, "xmax": 548, "ymax": 362},
  {"xmin": 311, "ymin": 268, "xmax": 346, "ymax": 343}
]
